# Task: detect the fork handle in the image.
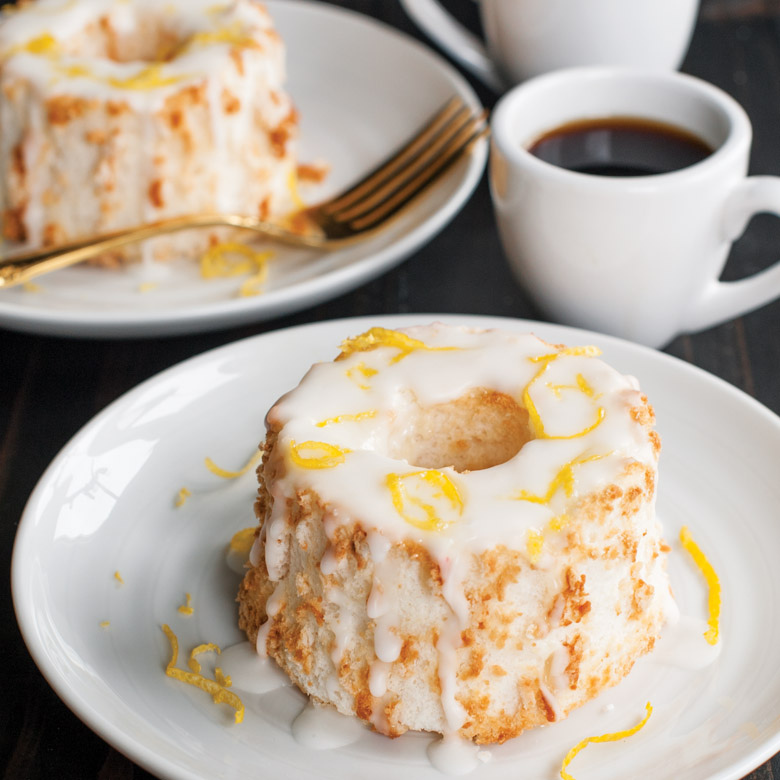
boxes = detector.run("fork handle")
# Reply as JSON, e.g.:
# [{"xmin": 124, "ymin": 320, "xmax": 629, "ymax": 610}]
[{"xmin": 0, "ymin": 214, "xmax": 296, "ymax": 288}]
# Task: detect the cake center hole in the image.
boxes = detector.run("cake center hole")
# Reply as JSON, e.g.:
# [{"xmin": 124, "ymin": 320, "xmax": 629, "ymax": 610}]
[
  {"xmin": 82, "ymin": 14, "xmax": 191, "ymax": 63},
  {"xmin": 392, "ymin": 389, "xmax": 533, "ymax": 473}
]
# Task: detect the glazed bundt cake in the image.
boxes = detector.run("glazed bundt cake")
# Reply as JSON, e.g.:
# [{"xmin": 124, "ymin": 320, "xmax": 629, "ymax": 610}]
[
  {"xmin": 0, "ymin": 0, "xmax": 297, "ymax": 264},
  {"xmin": 238, "ymin": 324, "xmax": 672, "ymax": 744}
]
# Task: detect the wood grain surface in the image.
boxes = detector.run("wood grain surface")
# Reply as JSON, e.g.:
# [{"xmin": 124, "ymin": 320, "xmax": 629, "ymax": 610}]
[{"xmin": 1, "ymin": 0, "xmax": 779, "ymax": 777}]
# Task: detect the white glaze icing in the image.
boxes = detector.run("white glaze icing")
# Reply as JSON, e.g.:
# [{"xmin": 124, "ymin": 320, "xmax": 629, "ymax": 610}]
[
  {"xmin": 226, "ymin": 546, "xmax": 249, "ymax": 576},
  {"xmin": 368, "ymin": 660, "xmax": 390, "ymax": 697},
  {"xmin": 260, "ymin": 326, "xmax": 656, "ymax": 574},
  {"xmin": 650, "ymin": 615, "xmax": 722, "ymax": 670},
  {"xmin": 546, "ymin": 645, "xmax": 570, "ymax": 694},
  {"xmin": 436, "ymin": 615, "xmax": 468, "ymax": 732},
  {"xmin": 427, "ymin": 734, "xmax": 483, "ymax": 776},
  {"xmin": 0, "ymin": 0, "xmax": 278, "ymax": 103},
  {"xmin": 219, "ymin": 641, "xmax": 290, "ymax": 695},
  {"xmin": 291, "ymin": 701, "xmax": 366, "ymax": 749},
  {"xmin": 255, "ymin": 580, "xmax": 285, "ymax": 658}
]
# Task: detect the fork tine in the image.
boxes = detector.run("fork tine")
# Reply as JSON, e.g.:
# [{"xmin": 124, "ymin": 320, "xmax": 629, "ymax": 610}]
[
  {"xmin": 318, "ymin": 96, "xmax": 468, "ymax": 216},
  {"xmin": 327, "ymin": 105, "xmax": 480, "ymax": 222},
  {"xmin": 341, "ymin": 114, "xmax": 488, "ymax": 234}
]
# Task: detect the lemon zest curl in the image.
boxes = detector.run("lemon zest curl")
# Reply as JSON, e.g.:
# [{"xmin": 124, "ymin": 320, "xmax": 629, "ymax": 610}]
[
  {"xmin": 289, "ymin": 440, "xmax": 350, "ymax": 469},
  {"xmin": 205, "ymin": 450, "xmax": 261, "ymax": 479},
  {"xmin": 679, "ymin": 525, "xmax": 721, "ymax": 645},
  {"xmin": 187, "ymin": 642, "xmax": 221, "ymax": 674},
  {"xmin": 315, "ymin": 410, "xmax": 377, "ymax": 427},
  {"xmin": 162, "ymin": 624, "xmax": 244, "ymax": 724},
  {"xmin": 174, "ymin": 487, "xmax": 191, "ymax": 507},
  {"xmin": 178, "ymin": 592, "xmax": 194, "ymax": 616},
  {"xmin": 387, "ymin": 469, "xmax": 463, "ymax": 532},
  {"xmin": 560, "ymin": 702, "xmax": 652, "ymax": 780},
  {"xmin": 338, "ymin": 327, "xmax": 457, "ymax": 364},
  {"xmin": 229, "ymin": 527, "xmax": 256, "ymax": 555}
]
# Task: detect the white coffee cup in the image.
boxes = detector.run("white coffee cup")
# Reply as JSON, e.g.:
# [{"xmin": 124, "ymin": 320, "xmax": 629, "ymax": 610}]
[
  {"xmin": 489, "ymin": 67, "xmax": 780, "ymax": 348},
  {"xmin": 400, "ymin": 0, "xmax": 700, "ymax": 89}
]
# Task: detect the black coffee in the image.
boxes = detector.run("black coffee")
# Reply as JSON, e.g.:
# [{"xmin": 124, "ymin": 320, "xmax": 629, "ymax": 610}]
[{"xmin": 528, "ymin": 117, "xmax": 713, "ymax": 177}]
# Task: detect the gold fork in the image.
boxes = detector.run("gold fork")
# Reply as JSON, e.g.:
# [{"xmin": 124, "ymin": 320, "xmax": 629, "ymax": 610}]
[{"xmin": 0, "ymin": 97, "xmax": 488, "ymax": 289}]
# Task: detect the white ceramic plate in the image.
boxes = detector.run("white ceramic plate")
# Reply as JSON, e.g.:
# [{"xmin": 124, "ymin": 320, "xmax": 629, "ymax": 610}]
[
  {"xmin": 0, "ymin": 3, "xmax": 486, "ymax": 339},
  {"xmin": 12, "ymin": 314, "xmax": 780, "ymax": 780}
]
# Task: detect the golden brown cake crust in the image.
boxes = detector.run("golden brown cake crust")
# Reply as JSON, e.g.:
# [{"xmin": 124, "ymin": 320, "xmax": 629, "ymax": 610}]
[{"xmin": 239, "ymin": 409, "xmax": 666, "ymax": 744}]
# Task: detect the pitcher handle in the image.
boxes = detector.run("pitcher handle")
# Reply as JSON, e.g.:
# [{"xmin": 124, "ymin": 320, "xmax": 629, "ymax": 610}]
[
  {"xmin": 399, "ymin": 0, "xmax": 505, "ymax": 91},
  {"xmin": 683, "ymin": 176, "xmax": 780, "ymax": 332}
]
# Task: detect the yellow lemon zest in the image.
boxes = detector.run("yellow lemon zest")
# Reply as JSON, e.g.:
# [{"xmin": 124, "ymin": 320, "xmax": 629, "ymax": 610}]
[
  {"xmin": 200, "ymin": 242, "xmax": 272, "ymax": 296},
  {"xmin": 514, "ymin": 453, "xmax": 607, "ymax": 505},
  {"xmin": 99, "ymin": 620, "xmax": 110, "ymax": 629},
  {"xmin": 338, "ymin": 327, "xmax": 457, "ymax": 364},
  {"xmin": 530, "ymin": 345, "xmax": 602, "ymax": 364},
  {"xmin": 162, "ymin": 624, "xmax": 244, "ymax": 723},
  {"xmin": 524, "ymin": 386, "xmax": 605, "ymax": 440},
  {"xmin": 215, "ymin": 667, "xmax": 232, "ymax": 687},
  {"xmin": 315, "ymin": 410, "xmax": 378, "ymax": 427},
  {"xmin": 185, "ymin": 22, "xmax": 260, "ymax": 52},
  {"xmin": 560, "ymin": 702, "xmax": 653, "ymax": 780},
  {"xmin": 547, "ymin": 374, "xmax": 598, "ymax": 399},
  {"xmin": 56, "ymin": 63, "xmax": 92, "ymax": 78},
  {"xmin": 289, "ymin": 439, "xmax": 351, "ymax": 469},
  {"xmin": 187, "ymin": 642, "xmax": 221, "ymax": 674},
  {"xmin": 204, "ymin": 449, "xmax": 261, "ymax": 479},
  {"xmin": 178, "ymin": 593, "xmax": 194, "ymax": 616},
  {"xmin": 548, "ymin": 513, "xmax": 570, "ymax": 533},
  {"xmin": 526, "ymin": 528, "xmax": 544, "ymax": 563},
  {"xmin": 545, "ymin": 382, "xmax": 572, "ymax": 400},
  {"xmin": 523, "ymin": 347, "xmax": 605, "ymax": 440},
  {"xmin": 200, "ymin": 242, "xmax": 271, "ymax": 280},
  {"xmin": 238, "ymin": 265, "xmax": 270, "ymax": 297},
  {"xmin": 107, "ymin": 63, "xmax": 186, "ymax": 90},
  {"xmin": 576, "ymin": 373, "xmax": 597, "ymax": 397},
  {"xmin": 387, "ymin": 470, "xmax": 463, "ymax": 532},
  {"xmin": 114, "ymin": 571, "xmax": 124, "ymax": 585},
  {"xmin": 229, "ymin": 527, "xmax": 256, "ymax": 555},
  {"xmin": 22, "ymin": 281, "xmax": 42, "ymax": 293},
  {"xmin": 174, "ymin": 487, "xmax": 191, "ymax": 507},
  {"xmin": 6, "ymin": 32, "xmax": 61, "ymax": 59},
  {"xmin": 26, "ymin": 32, "xmax": 59, "ymax": 55},
  {"xmin": 138, "ymin": 281, "xmax": 158, "ymax": 293},
  {"xmin": 31, "ymin": 41, "xmax": 183, "ymax": 88},
  {"xmin": 519, "ymin": 514, "xmax": 571, "ymax": 564},
  {"xmin": 345, "ymin": 362, "xmax": 378, "ymax": 390},
  {"xmin": 287, "ymin": 167, "xmax": 307, "ymax": 211},
  {"xmin": 679, "ymin": 526, "xmax": 721, "ymax": 645}
]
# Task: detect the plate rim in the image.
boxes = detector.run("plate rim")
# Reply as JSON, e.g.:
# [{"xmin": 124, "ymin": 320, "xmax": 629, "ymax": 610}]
[
  {"xmin": 0, "ymin": 0, "xmax": 488, "ymax": 339},
  {"xmin": 12, "ymin": 312, "xmax": 780, "ymax": 779}
]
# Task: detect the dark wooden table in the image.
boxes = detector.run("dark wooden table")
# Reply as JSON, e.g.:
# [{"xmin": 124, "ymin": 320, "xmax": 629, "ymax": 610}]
[{"xmin": 2, "ymin": 1, "xmax": 779, "ymax": 777}]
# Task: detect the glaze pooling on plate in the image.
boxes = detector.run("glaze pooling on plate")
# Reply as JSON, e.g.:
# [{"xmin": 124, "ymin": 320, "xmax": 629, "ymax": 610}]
[{"xmin": 10, "ymin": 315, "xmax": 780, "ymax": 780}]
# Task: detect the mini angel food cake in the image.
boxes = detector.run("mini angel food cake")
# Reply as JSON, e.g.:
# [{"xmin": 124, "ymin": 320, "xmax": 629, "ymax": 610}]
[
  {"xmin": 0, "ymin": 0, "xmax": 297, "ymax": 264},
  {"xmin": 238, "ymin": 324, "xmax": 672, "ymax": 744}
]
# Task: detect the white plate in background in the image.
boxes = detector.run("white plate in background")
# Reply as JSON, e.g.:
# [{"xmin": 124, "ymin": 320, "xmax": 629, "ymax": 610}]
[{"xmin": 0, "ymin": 3, "xmax": 486, "ymax": 338}]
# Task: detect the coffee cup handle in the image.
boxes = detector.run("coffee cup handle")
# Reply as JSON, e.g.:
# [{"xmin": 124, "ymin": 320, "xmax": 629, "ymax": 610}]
[
  {"xmin": 398, "ymin": 0, "xmax": 505, "ymax": 91},
  {"xmin": 684, "ymin": 176, "xmax": 780, "ymax": 333}
]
